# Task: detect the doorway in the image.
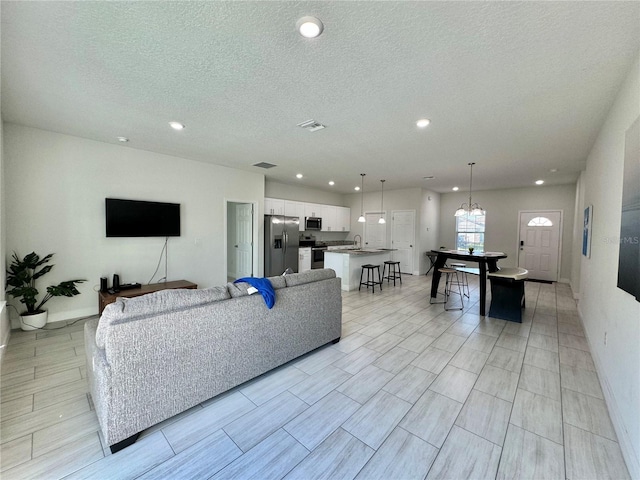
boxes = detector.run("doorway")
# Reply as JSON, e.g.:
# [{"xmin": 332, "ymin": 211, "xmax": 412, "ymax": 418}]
[
  {"xmin": 518, "ymin": 210, "xmax": 562, "ymax": 282},
  {"xmin": 226, "ymin": 201, "xmax": 254, "ymax": 281},
  {"xmin": 391, "ymin": 210, "xmax": 416, "ymax": 274}
]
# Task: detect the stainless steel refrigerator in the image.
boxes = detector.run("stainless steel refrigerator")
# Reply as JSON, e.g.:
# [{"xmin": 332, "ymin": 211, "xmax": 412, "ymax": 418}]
[{"xmin": 264, "ymin": 215, "xmax": 299, "ymax": 276}]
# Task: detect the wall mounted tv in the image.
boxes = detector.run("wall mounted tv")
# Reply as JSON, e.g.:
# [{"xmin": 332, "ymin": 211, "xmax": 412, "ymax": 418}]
[{"xmin": 105, "ymin": 198, "xmax": 181, "ymax": 237}]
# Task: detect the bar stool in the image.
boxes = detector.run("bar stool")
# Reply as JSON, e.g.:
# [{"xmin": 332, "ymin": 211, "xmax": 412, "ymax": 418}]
[
  {"xmin": 360, "ymin": 264, "xmax": 383, "ymax": 293},
  {"xmin": 449, "ymin": 262, "xmax": 470, "ymax": 298},
  {"xmin": 383, "ymin": 261, "xmax": 402, "ymax": 286},
  {"xmin": 439, "ymin": 267, "xmax": 464, "ymax": 311}
]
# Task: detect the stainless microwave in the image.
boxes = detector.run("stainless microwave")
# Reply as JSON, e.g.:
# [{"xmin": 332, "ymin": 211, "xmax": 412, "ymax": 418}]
[{"xmin": 305, "ymin": 217, "xmax": 322, "ymax": 230}]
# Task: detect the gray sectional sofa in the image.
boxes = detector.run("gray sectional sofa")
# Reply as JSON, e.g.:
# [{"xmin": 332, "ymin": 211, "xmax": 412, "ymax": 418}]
[{"xmin": 84, "ymin": 269, "xmax": 342, "ymax": 452}]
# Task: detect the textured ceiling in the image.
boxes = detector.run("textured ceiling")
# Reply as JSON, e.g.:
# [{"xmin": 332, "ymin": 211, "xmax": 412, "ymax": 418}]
[{"xmin": 2, "ymin": 1, "xmax": 639, "ymax": 193}]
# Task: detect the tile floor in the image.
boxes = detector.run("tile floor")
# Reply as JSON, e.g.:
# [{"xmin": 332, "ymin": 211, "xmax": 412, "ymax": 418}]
[{"xmin": 0, "ymin": 273, "xmax": 631, "ymax": 479}]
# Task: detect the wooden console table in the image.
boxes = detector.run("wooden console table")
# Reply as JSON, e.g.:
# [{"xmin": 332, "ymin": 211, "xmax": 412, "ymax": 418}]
[{"xmin": 98, "ymin": 280, "xmax": 197, "ymax": 314}]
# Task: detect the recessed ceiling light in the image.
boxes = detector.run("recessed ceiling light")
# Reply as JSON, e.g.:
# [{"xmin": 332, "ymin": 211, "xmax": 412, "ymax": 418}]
[
  {"xmin": 296, "ymin": 173, "xmax": 303, "ymax": 179},
  {"xmin": 452, "ymin": 187, "xmax": 459, "ymax": 191},
  {"xmin": 117, "ymin": 136, "xmax": 129, "ymax": 143},
  {"xmin": 416, "ymin": 119, "xmax": 431, "ymax": 128},
  {"xmin": 550, "ymin": 168, "xmax": 558, "ymax": 173},
  {"xmin": 328, "ymin": 181, "xmax": 335, "ymax": 186},
  {"xmin": 296, "ymin": 16, "xmax": 324, "ymax": 38},
  {"xmin": 535, "ymin": 180, "xmax": 545, "ymax": 185},
  {"xmin": 169, "ymin": 121, "xmax": 185, "ymax": 130},
  {"xmin": 354, "ymin": 186, "xmax": 360, "ymax": 191}
]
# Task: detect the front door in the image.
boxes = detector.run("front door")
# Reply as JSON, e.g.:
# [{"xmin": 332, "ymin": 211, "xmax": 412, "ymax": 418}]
[
  {"xmin": 518, "ymin": 211, "xmax": 562, "ymax": 282},
  {"xmin": 391, "ymin": 210, "xmax": 415, "ymax": 273}
]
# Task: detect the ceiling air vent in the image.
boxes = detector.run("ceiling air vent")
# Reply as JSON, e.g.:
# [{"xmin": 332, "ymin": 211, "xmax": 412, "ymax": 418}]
[
  {"xmin": 253, "ymin": 162, "xmax": 278, "ymax": 169},
  {"xmin": 297, "ymin": 119, "xmax": 326, "ymax": 132}
]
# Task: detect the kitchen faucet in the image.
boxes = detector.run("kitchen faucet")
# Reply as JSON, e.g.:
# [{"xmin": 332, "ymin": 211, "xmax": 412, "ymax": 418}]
[{"xmin": 353, "ymin": 234, "xmax": 362, "ymax": 249}]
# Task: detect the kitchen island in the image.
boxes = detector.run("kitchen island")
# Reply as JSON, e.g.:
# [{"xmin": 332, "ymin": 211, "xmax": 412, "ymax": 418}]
[{"xmin": 324, "ymin": 249, "xmax": 394, "ymax": 291}]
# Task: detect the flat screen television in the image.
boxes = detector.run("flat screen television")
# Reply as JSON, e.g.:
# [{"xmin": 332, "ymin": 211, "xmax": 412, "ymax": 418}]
[{"xmin": 105, "ymin": 198, "xmax": 180, "ymax": 237}]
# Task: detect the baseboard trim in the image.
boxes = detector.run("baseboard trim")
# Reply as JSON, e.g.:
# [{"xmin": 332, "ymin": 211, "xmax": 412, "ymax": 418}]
[{"xmin": 579, "ymin": 309, "xmax": 639, "ymax": 479}]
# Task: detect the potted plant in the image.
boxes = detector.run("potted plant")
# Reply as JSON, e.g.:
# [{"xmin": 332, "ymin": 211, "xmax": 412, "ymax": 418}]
[{"xmin": 6, "ymin": 252, "xmax": 85, "ymax": 331}]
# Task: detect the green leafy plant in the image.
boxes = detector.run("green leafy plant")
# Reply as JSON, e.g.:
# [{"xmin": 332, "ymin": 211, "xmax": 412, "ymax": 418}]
[{"xmin": 6, "ymin": 252, "xmax": 85, "ymax": 315}]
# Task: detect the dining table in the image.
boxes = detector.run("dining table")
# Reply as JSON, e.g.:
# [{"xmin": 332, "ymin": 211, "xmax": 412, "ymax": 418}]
[{"xmin": 430, "ymin": 249, "xmax": 507, "ymax": 316}]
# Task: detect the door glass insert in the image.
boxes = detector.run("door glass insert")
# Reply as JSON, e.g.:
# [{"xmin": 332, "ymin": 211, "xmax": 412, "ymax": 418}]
[{"xmin": 527, "ymin": 216, "xmax": 553, "ymax": 227}]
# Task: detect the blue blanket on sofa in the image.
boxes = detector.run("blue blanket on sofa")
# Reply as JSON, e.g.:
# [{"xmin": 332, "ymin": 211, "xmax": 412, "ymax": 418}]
[{"xmin": 234, "ymin": 277, "xmax": 276, "ymax": 309}]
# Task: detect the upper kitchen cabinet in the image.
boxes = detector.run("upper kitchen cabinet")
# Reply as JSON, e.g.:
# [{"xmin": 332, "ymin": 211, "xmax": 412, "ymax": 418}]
[
  {"xmin": 337, "ymin": 207, "xmax": 351, "ymax": 232},
  {"xmin": 265, "ymin": 197, "xmax": 285, "ymax": 216},
  {"xmin": 304, "ymin": 203, "xmax": 322, "ymax": 218},
  {"xmin": 266, "ymin": 197, "xmax": 350, "ymax": 232},
  {"xmin": 321, "ymin": 205, "xmax": 337, "ymax": 231},
  {"xmin": 284, "ymin": 200, "xmax": 305, "ymax": 231},
  {"xmin": 320, "ymin": 206, "xmax": 350, "ymax": 232}
]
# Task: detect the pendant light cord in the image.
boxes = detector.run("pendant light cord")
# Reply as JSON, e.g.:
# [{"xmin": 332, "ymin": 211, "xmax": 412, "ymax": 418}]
[{"xmin": 468, "ymin": 162, "xmax": 474, "ymax": 208}]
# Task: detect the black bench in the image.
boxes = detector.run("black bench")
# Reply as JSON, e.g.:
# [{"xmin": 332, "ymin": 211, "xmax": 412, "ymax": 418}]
[{"xmin": 488, "ymin": 268, "xmax": 528, "ymax": 323}]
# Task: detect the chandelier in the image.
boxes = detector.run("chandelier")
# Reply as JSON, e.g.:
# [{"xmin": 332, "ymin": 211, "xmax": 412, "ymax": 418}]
[{"xmin": 454, "ymin": 162, "xmax": 485, "ymax": 217}]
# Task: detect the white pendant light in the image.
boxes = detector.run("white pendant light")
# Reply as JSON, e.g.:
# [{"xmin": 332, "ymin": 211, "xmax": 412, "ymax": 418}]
[
  {"xmin": 378, "ymin": 180, "xmax": 386, "ymax": 224},
  {"xmin": 358, "ymin": 174, "xmax": 366, "ymax": 223},
  {"xmin": 455, "ymin": 163, "xmax": 485, "ymax": 217}
]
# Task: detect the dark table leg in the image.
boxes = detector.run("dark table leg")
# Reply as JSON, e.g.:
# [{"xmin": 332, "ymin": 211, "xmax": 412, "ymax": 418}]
[
  {"xmin": 479, "ymin": 260, "xmax": 499, "ymax": 316},
  {"xmin": 479, "ymin": 261, "xmax": 487, "ymax": 316},
  {"xmin": 430, "ymin": 254, "xmax": 447, "ymax": 299}
]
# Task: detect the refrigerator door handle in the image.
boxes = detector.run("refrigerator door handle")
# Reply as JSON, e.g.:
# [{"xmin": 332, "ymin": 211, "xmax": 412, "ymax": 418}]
[{"xmin": 283, "ymin": 229, "xmax": 287, "ymax": 255}]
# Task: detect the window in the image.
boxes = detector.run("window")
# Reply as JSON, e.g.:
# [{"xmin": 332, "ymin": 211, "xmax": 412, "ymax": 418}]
[
  {"xmin": 528, "ymin": 216, "xmax": 553, "ymax": 227},
  {"xmin": 456, "ymin": 213, "xmax": 486, "ymax": 251}
]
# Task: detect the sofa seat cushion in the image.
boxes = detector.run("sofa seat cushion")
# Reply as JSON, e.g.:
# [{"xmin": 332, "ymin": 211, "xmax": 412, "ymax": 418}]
[{"xmin": 96, "ymin": 286, "xmax": 230, "ymax": 348}]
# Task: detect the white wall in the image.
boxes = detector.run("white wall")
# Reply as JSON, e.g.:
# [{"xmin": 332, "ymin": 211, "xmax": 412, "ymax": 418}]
[
  {"xmin": 570, "ymin": 172, "xmax": 585, "ymax": 298},
  {"xmin": 4, "ymin": 124, "xmax": 265, "ymax": 325},
  {"xmin": 577, "ymin": 55, "xmax": 640, "ymax": 479},
  {"xmin": 420, "ymin": 189, "xmax": 440, "ymax": 269},
  {"xmin": 265, "ymin": 180, "xmax": 344, "ymax": 206},
  {"xmin": 0, "ymin": 116, "xmax": 10, "ymax": 360},
  {"xmin": 439, "ymin": 184, "xmax": 576, "ymax": 281},
  {"xmin": 345, "ymin": 187, "xmax": 440, "ymax": 274}
]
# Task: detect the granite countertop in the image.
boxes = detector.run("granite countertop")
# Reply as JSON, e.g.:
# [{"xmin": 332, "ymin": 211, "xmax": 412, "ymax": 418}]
[{"xmin": 325, "ymin": 248, "xmax": 396, "ymax": 256}]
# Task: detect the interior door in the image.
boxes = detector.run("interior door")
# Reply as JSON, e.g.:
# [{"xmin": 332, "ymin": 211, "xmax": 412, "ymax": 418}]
[
  {"xmin": 235, "ymin": 203, "xmax": 254, "ymax": 278},
  {"xmin": 391, "ymin": 210, "xmax": 415, "ymax": 273},
  {"xmin": 364, "ymin": 212, "xmax": 386, "ymax": 249},
  {"xmin": 518, "ymin": 211, "xmax": 562, "ymax": 281}
]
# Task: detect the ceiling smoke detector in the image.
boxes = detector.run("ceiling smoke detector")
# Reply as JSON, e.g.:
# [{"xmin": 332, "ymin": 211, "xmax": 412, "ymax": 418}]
[{"xmin": 297, "ymin": 119, "xmax": 326, "ymax": 132}]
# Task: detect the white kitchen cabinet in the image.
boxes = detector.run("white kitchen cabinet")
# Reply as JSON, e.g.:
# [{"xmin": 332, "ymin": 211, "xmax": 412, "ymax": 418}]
[
  {"xmin": 264, "ymin": 197, "xmax": 284, "ymax": 216},
  {"xmin": 337, "ymin": 206, "xmax": 351, "ymax": 232},
  {"xmin": 321, "ymin": 205, "xmax": 338, "ymax": 231},
  {"xmin": 284, "ymin": 200, "xmax": 305, "ymax": 231},
  {"xmin": 304, "ymin": 203, "xmax": 322, "ymax": 219},
  {"xmin": 299, "ymin": 247, "xmax": 312, "ymax": 272},
  {"xmin": 267, "ymin": 198, "xmax": 350, "ymax": 232}
]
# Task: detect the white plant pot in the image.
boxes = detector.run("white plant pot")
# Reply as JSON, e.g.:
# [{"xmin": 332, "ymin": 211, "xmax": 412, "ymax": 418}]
[{"xmin": 20, "ymin": 310, "xmax": 48, "ymax": 331}]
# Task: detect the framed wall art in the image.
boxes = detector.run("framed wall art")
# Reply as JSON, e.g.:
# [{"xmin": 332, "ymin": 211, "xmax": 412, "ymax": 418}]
[{"xmin": 583, "ymin": 204, "xmax": 593, "ymax": 258}]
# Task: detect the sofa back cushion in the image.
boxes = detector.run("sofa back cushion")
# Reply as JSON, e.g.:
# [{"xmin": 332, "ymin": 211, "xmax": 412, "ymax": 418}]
[
  {"xmin": 227, "ymin": 276, "xmax": 286, "ymax": 298},
  {"xmin": 96, "ymin": 287, "xmax": 230, "ymax": 348},
  {"xmin": 284, "ymin": 268, "xmax": 336, "ymax": 287}
]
